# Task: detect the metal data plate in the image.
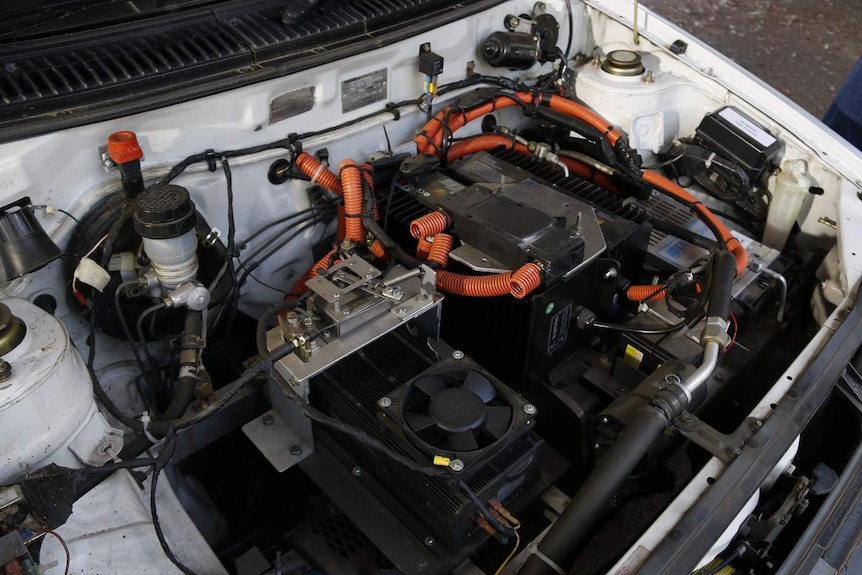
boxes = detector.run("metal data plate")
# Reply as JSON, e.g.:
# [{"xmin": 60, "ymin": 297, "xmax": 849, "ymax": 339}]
[{"xmin": 341, "ymin": 68, "xmax": 387, "ymax": 113}]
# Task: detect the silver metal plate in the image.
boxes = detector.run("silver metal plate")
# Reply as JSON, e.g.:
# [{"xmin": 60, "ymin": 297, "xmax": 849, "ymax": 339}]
[
  {"xmin": 242, "ymin": 409, "xmax": 311, "ymax": 473},
  {"xmin": 449, "ymin": 244, "xmax": 510, "ymax": 273},
  {"xmin": 341, "ymin": 68, "xmax": 387, "ymax": 113},
  {"xmin": 305, "ymin": 256, "xmax": 381, "ymax": 304}
]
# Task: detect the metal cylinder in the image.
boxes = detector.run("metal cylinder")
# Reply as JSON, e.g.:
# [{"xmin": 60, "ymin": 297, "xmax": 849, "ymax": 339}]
[
  {"xmin": 481, "ymin": 31, "xmax": 539, "ymax": 69},
  {"xmin": 0, "ymin": 298, "xmax": 122, "ymax": 482}
]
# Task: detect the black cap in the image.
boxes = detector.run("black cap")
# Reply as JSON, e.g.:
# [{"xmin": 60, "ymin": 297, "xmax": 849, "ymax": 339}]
[{"xmin": 133, "ymin": 184, "xmax": 197, "ymax": 239}]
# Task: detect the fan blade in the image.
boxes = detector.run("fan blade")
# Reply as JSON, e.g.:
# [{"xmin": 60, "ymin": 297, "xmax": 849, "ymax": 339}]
[
  {"xmin": 463, "ymin": 370, "xmax": 497, "ymax": 403},
  {"xmin": 445, "ymin": 430, "xmax": 480, "ymax": 452},
  {"xmin": 405, "ymin": 411, "xmax": 437, "ymax": 432},
  {"xmin": 484, "ymin": 406, "xmax": 512, "ymax": 439},
  {"xmin": 414, "ymin": 375, "xmax": 446, "ymax": 398}
]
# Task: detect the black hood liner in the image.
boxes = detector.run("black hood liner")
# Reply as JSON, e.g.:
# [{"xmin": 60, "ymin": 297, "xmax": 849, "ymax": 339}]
[{"xmin": 0, "ymin": 0, "xmax": 504, "ymax": 143}]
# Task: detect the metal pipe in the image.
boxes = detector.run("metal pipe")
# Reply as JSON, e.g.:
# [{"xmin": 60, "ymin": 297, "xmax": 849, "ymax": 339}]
[
  {"xmin": 677, "ymin": 340, "xmax": 721, "ymax": 403},
  {"xmin": 759, "ymin": 266, "xmax": 788, "ymax": 322}
]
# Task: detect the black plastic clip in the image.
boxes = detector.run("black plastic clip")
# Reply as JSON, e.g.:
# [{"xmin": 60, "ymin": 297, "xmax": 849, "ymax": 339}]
[{"xmin": 204, "ymin": 149, "xmax": 218, "ymax": 172}]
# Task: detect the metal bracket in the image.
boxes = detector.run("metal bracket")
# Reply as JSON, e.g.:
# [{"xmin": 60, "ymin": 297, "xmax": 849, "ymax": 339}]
[
  {"xmin": 673, "ymin": 412, "xmax": 761, "ymax": 463},
  {"xmin": 305, "ymin": 255, "xmax": 381, "ymax": 304}
]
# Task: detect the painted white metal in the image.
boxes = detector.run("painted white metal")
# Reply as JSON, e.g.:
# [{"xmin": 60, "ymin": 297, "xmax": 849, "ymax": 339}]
[
  {"xmin": 39, "ymin": 470, "xmax": 227, "ymax": 574},
  {"xmin": 0, "ymin": 298, "xmax": 122, "ymax": 483}
]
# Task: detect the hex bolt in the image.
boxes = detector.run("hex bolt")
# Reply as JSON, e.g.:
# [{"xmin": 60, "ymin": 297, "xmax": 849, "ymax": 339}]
[
  {"xmin": 751, "ymin": 420, "xmax": 763, "ymax": 430},
  {"xmin": 262, "ymin": 414, "xmax": 275, "ymax": 426},
  {"xmin": 452, "ymin": 350, "xmax": 465, "ymax": 360},
  {"xmin": 302, "ymin": 317, "xmax": 314, "ymax": 329},
  {"xmin": 378, "ymin": 396, "xmax": 392, "ymax": 408},
  {"xmin": 103, "ymin": 157, "xmax": 115, "ymax": 169},
  {"xmin": 507, "ymin": 15, "xmax": 520, "ymax": 29},
  {"xmin": 664, "ymin": 373, "xmax": 681, "ymax": 385},
  {"xmin": 290, "ymin": 445, "xmax": 303, "ymax": 456},
  {"xmin": 449, "ymin": 459, "xmax": 465, "ymax": 472},
  {"xmin": 603, "ymin": 268, "xmax": 618, "ymax": 279},
  {"xmin": 730, "ymin": 446, "xmax": 742, "ymax": 456},
  {"xmin": 322, "ymin": 330, "xmax": 332, "ymax": 339},
  {"xmin": 600, "ymin": 416, "xmax": 609, "ymax": 424},
  {"xmin": 286, "ymin": 312, "xmax": 299, "ymax": 325},
  {"xmin": 0, "ymin": 360, "xmax": 11, "ymax": 383},
  {"xmin": 424, "ymin": 536, "xmax": 435, "ymax": 547},
  {"xmin": 352, "ymin": 466, "xmax": 363, "ymax": 477},
  {"xmin": 524, "ymin": 404, "xmax": 537, "ymax": 415}
]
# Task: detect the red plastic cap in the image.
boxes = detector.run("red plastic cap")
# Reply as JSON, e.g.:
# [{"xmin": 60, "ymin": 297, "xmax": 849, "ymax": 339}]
[{"xmin": 107, "ymin": 131, "xmax": 143, "ymax": 164}]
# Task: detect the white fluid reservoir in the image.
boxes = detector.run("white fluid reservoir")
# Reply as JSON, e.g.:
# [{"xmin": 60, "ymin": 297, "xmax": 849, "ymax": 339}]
[
  {"xmin": 763, "ymin": 160, "xmax": 810, "ymax": 250},
  {"xmin": 0, "ymin": 298, "xmax": 123, "ymax": 483}
]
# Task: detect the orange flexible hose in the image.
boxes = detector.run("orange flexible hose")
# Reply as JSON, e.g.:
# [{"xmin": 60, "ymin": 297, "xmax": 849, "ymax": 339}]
[
  {"xmin": 295, "ymin": 152, "xmax": 342, "ymax": 195},
  {"xmin": 510, "ymin": 262, "xmax": 543, "ymax": 299},
  {"xmin": 626, "ymin": 285, "xmax": 668, "ymax": 302},
  {"xmin": 446, "ymin": 135, "xmax": 531, "ymax": 162},
  {"xmin": 415, "ymin": 236, "xmax": 434, "ymax": 260},
  {"xmin": 436, "ymin": 270, "xmax": 514, "ymax": 297},
  {"xmin": 416, "ymin": 92, "xmax": 624, "ymax": 155},
  {"xmin": 308, "ymin": 247, "xmax": 337, "ymax": 278},
  {"xmin": 410, "ymin": 212, "xmax": 450, "ymax": 239},
  {"xmin": 338, "ymin": 159, "xmax": 366, "ymax": 243},
  {"xmin": 426, "ymin": 234, "xmax": 453, "ymax": 267},
  {"xmin": 370, "ymin": 240, "xmax": 387, "ymax": 259},
  {"xmin": 642, "ymin": 170, "xmax": 748, "ymax": 275}
]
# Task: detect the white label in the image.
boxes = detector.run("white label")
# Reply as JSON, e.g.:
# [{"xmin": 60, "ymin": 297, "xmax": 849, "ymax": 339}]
[
  {"xmin": 74, "ymin": 257, "xmax": 112, "ymax": 292},
  {"xmin": 718, "ymin": 107, "xmax": 776, "ymax": 148}
]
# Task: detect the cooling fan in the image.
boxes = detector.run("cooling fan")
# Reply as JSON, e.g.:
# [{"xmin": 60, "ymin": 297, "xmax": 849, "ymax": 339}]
[{"xmin": 381, "ymin": 355, "xmax": 536, "ymax": 474}]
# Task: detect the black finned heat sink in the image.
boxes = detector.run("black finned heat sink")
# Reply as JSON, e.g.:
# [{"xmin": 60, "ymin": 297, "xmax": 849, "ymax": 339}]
[{"xmin": 309, "ymin": 329, "xmax": 544, "ymax": 553}]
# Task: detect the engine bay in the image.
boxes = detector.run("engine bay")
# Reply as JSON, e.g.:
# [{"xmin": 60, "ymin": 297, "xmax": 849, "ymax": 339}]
[{"xmin": 0, "ymin": 1, "xmax": 860, "ymax": 574}]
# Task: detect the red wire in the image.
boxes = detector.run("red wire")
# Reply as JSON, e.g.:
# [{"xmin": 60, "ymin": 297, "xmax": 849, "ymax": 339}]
[{"xmin": 726, "ymin": 312, "xmax": 738, "ymax": 351}]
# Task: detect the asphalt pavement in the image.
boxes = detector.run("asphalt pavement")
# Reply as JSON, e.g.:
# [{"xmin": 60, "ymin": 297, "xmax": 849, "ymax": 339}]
[{"xmin": 643, "ymin": 0, "xmax": 862, "ymax": 118}]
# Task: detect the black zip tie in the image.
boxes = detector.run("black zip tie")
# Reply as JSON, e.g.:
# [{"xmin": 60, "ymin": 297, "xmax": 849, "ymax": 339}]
[
  {"xmin": 385, "ymin": 102, "xmax": 401, "ymax": 121},
  {"xmin": 204, "ymin": 149, "xmax": 218, "ymax": 172}
]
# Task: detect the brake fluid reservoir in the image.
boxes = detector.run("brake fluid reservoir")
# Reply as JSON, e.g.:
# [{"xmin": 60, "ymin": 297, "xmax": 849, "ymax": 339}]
[
  {"xmin": 0, "ymin": 299, "xmax": 122, "ymax": 483},
  {"xmin": 133, "ymin": 184, "xmax": 199, "ymax": 289},
  {"xmin": 763, "ymin": 160, "xmax": 810, "ymax": 250}
]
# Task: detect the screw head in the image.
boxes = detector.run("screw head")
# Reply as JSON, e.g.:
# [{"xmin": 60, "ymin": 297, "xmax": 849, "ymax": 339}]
[
  {"xmin": 0, "ymin": 360, "xmax": 11, "ymax": 383},
  {"xmin": 600, "ymin": 416, "xmax": 609, "ymax": 424},
  {"xmin": 524, "ymin": 404, "xmax": 537, "ymax": 415},
  {"xmin": 424, "ymin": 536, "xmax": 435, "ymax": 547},
  {"xmin": 262, "ymin": 414, "xmax": 275, "ymax": 426},
  {"xmin": 452, "ymin": 350, "xmax": 464, "ymax": 360},
  {"xmin": 290, "ymin": 444, "xmax": 302, "ymax": 456},
  {"xmin": 352, "ymin": 466, "xmax": 363, "ymax": 477},
  {"xmin": 449, "ymin": 459, "xmax": 464, "ymax": 472},
  {"xmin": 302, "ymin": 317, "xmax": 314, "ymax": 328},
  {"xmin": 378, "ymin": 396, "xmax": 392, "ymax": 408}
]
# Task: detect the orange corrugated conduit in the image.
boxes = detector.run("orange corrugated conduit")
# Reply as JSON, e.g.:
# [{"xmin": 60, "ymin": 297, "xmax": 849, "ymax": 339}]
[
  {"xmin": 426, "ymin": 234, "xmax": 453, "ymax": 267},
  {"xmin": 295, "ymin": 152, "xmax": 342, "ymax": 195},
  {"xmin": 338, "ymin": 159, "xmax": 366, "ymax": 243},
  {"xmin": 370, "ymin": 240, "xmax": 387, "ymax": 259},
  {"xmin": 415, "ymin": 237, "xmax": 434, "ymax": 260},
  {"xmin": 308, "ymin": 247, "xmax": 337, "ymax": 278},
  {"xmin": 510, "ymin": 263, "xmax": 543, "ymax": 299},
  {"xmin": 410, "ymin": 212, "xmax": 450, "ymax": 239}
]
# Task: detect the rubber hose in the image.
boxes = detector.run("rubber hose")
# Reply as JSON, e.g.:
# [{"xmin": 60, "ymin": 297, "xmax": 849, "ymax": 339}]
[
  {"xmin": 159, "ymin": 310, "xmax": 203, "ymax": 421},
  {"xmin": 706, "ymin": 250, "xmax": 737, "ymax": 320},
  {"xmin": 517, "ymin": 405, "xmax": 670, "ymax": 574}
]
